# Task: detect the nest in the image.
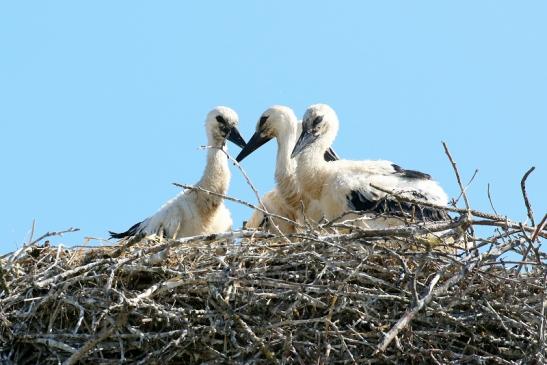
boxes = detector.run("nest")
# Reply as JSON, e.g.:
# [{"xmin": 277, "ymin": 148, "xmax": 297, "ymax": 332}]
[{"xmin": 1, "ymin": 213, "xmax": 546, "ymax": 365}]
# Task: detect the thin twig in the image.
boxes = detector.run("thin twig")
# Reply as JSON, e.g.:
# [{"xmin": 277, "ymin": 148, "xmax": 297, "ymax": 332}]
[
  {"xmin": 442, "ymin": 142, "xmax": 472, "ymax": 211},
  {"xmin": 212, "ymin": 145, "xmax": 289, "ymax": 239},
  {"xmin": 532, "ymin": 214, "xmax": 547, "ymax": 242},
  {"xmin": 454, "ymin": 168, "xmax": 479, "ymax": 206},
  {"xmin": 487, "ymin": 183, "xmax": 499, "ymax": 215},
  {"xmin": 173, "ymin": 183, "xmax": 301, "ymax": 230},
  {"xmin": 63, "ymin": 312, "xmax": 128, "ymax": 365},
  {"xmin": 520, "ymin": 166, "xmax": 536, "ymax": 226},
  {"xmin": 442, "ymin": 141, "xmax": 474, "ymax": 239},
  {"xmin": 0, "ymin": 261, "xmax": 9, "ymax": 295}
]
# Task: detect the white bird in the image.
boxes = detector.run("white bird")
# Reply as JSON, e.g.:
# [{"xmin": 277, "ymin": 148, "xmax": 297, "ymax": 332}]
[
  {"xmin": 109, "ymin": 106, "xmax": 246, "ymax": 239},
  {"xmin": 291, "ymin": 104, "xmax": 450, "ymax": 229},
  {"xmin": 236, "ymin": 105, "xmax": 339, "ymax": 233}
]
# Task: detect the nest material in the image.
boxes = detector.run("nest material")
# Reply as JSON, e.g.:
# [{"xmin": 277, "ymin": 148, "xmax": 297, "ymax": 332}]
[{"xmin": 0, "ymin": 220, "xmax": 546, "ymax": 364}]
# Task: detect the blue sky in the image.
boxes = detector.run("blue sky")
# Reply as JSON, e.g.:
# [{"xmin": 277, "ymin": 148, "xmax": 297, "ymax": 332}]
[{"xmin": 1, "ymin": 1, "xmax": 545, "ymax": 253}]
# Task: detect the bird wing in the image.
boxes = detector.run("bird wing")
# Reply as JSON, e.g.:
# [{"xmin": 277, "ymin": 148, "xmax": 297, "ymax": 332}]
[
  {"xmin": 109, "ymin": 220, "xmax": 145, "ymax": 239},
  {"xmin": 346, "ymin": 188, "xmax": 450, "ymax": 221},
  {"xmin": 109, "ymin": 191, "xmax": 190, "ymax": 239},
  {"xmin": 323, "ymin": 147, "xmax": 340, "ymax": 162},
  {"xmin": 391, "ymin": 164, "xmax": 431, "ymax": 179},
  {"xmin": 333, "ymin": 160, "xmax": 449, "ymax": 221}
]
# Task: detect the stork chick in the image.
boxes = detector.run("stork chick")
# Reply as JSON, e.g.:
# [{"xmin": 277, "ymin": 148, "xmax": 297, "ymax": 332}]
[
  {"xmin": 110, "ymin": 107, "xmax": 246, "ymax": 239},
  {"xmin": 291, "ymin": 104, "xmax": 450, "ymax": 229},
  {"xmin": 236, "ymin": 105, "xmax": 339, "ymax": 233}
]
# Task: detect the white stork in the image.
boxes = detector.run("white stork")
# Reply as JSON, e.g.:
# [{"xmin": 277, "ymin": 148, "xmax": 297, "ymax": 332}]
[
  {"xmin": 236, "ymin": 105, "xmax": 339, "ymax": 233},
  {"xmin": 109, "ymin": 106, "xmax": 246, "ymax": 239},
  {"xmin": 291, "ymin": 104, "xmax": 450, "ymax": 229}
]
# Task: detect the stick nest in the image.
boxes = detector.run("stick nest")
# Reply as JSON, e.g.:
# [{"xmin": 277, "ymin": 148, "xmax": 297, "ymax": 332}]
[{"xmin": 1, "ymin": 221, "xmax": 545, "ymax": 364}]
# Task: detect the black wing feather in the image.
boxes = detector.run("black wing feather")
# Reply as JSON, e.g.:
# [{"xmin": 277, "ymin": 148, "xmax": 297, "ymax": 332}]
[
  {"xmin": 109, "ymin": 221, "xmax": 143, "ymax": 239},
  {"xmin": 347, "ymin": 190, "xmax": 449, "ymax": 221},
  {"xmin": 392, "ymin": 164, "xmax": 431, "ymax": 180},
  {"xmin": 323, "ymin": 147, "xmax": 340, "ymax": 162}
]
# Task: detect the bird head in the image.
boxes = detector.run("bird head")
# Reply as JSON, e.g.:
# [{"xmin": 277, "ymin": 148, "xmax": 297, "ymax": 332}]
[
  {"xmin": 291, "ymin": 104, "xmax": 339, "ymax": 158},
  {"xmin": 206, "ymin": 106, "xmax": 246, "ymax": 148},
  {"xmin": 236, "ymin": 105, "xmax": 297, "ymax": 162}
]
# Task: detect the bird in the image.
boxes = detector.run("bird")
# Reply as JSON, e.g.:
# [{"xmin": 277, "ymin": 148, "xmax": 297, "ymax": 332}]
[
  {"xmin": 235, "ymin": 105, "xmax": 339, "ymax": 233},
  {"xmin": 290, "ymin": 104, "xmax": 450, "ymax": 230},
  {"xmin": 109, "ymin": 106, "xmax": 247, "ymax": 240}
]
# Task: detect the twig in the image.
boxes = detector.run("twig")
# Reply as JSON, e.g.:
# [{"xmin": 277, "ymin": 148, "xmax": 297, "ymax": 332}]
[
  {"xmin": 442, "ymin": 141, "xmax": 474, "ymax": 240},
  {"xmin": 173, "ymin": 183, "xmax": 301, "ymax": 230},
  {"xmin": 454, "ymin": 168, "xmax": 479, "ymax": 206},
  {"xmin": 374, "ymin": 273, "xmax": 442, "ymax": 354},
  {"xmin": 520, "ymin": 166, "xmax": 536, "ymax": 226},
  {"xmin": 34, "ymin": 259, "xmax": 109, "ymax": 288},
  {"xmin": 63, "ymin": 312, "xmax": 128, "ymax": 365},
  {"xmin": 29, "ymin": 227, "xmax": 80, "ymax": 246},
  {"xmin": 0, "ymin": 260, "xmax": 10, "ymax": 295},
  {"xmin": 376, "ymin": 253, "xmax": 483, "ymax": 355},
  {"xmin": 532, "ymin": 214, "xmax": 547, "ymax": 242},
  {"xmin": 210, "ymin": 145, "xmax": 289, "ymax": 239},
  {"xmin": 442, "ymin": 142, "xmax": 472, "ymax": 211},
  {"xmin": 27, "ymin": 219, "xmax": 36, "ymax": 246},
  {"xmin": 540, "ymin": 271, "xmax": 547, "ymax": 358},
  {"xmin": 487, "ymin": 183, "xmax": 499, "ymax": 215},
  {"xmin": 7, "ymin": 227, "xmax": 80, "ymax": 266}
]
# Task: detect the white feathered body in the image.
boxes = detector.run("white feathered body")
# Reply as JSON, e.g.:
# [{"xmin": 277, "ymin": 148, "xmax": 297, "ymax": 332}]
[
  {"xmin": 135, "ymin": 147, "xmax": 233, "ymax": 239},
  {"xmin": 245, "ymin": 189, "xmax": 297, "ymax": 233}
]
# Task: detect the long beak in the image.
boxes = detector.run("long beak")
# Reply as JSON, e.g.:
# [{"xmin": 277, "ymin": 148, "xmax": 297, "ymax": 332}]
[
  {"xmin": 227, "ymin": 127, "xmax": 247, "ymax": 149},
  {"xmin": 235, "ymin": 131, "xmax": 272, "ymax": 162},
  {"xmin": 291, "ymin": 129, "xmax": 317, "ymax": 158}
]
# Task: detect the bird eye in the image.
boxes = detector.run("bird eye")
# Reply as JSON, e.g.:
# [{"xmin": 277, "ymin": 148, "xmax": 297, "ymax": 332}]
[
  {"xmin": 259, "ymin": 115, "xmax": 269, "ymax": 128},
  {"xmin": 312, "ymin": 116, "xmax": 323, "ymax": 126},
  {"xmin": 216, "ymin": 115, "xmax": 227, "ymax": 125}
]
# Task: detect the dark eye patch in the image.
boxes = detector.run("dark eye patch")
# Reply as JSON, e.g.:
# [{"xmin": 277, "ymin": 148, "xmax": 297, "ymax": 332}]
[
  {"xmin": 259, "ymin": 115, "xmax": 269, "ymax": 128},
  {"xmin": 312, "ymin": 115, "xmax": 323, "ymax": 126},
  {"xmin": 215, "ymin": 115, "xmax": 231, "ymax": 135}
]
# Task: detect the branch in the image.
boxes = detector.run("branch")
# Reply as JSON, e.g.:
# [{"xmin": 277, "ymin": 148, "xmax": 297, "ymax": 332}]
[
  {"xmin": 442, "ymin": 141, "xmax": 472, "ymax": 211},
  {"xmin": 173, "ymin": 183, "xmax": 301, "ymax": 230},
  {"xmin": 63, "ymin": 312, "xmax": 128, "ymax": 365},
  {"xmin": 520, "ymin": 166, "xmax": 536, "ymax": 226}
]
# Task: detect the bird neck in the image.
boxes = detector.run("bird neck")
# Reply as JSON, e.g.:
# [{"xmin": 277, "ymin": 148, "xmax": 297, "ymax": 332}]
[
  {"xmin": 296, "ymin": 146, "xmax": 328, "ymax": 201},
  {"xmin": 274, "ymin": 128, "xmax": 300, "ymax": 208},
  {"xmin": 195, "ymin": 146, "xmax": 230, "ymax": 214}
]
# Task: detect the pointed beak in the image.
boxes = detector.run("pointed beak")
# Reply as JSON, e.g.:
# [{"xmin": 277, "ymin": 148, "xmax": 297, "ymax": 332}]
[
  {"xmin": 235, "ymin": 131, "xmax": 272, "ymax": 162},
  {"xmin": 291, "ymin": 129, "xmax": 317, "ymax": 158},
  {"xmin": 227, "ymin": 127, "xmax": 247, "ymax": 149}
]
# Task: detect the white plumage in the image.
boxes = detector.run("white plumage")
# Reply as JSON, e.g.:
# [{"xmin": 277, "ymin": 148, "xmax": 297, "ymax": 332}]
[
  {"xmin": 110, "ymin": 106, "xmax": 246, "ymax": 239},
  {"xmin": 291, "ymin": 104, "xmax": 450, "ymax": 229},
  {"xmin": 244, "ymin": 190, "xmax": 297, "ymax": 233},
  {"xmin": 236, "ymin": 105, "xmax": 339, "ymax": 233}
]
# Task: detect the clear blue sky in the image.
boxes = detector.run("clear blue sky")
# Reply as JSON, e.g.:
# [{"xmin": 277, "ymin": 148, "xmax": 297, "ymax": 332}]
[{"xmin": 1, "ymin": 1, "xmax": 545, "ymax": 253}]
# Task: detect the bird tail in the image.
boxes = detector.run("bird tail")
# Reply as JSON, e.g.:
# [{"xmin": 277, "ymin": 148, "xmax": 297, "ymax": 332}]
[{"xmin": 109, "ymin": 221, "xmax": 143, "ymax": 239}]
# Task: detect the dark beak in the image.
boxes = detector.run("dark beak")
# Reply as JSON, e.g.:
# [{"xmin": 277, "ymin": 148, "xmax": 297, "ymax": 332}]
[
  {"xmin": 323, "ymin": 147, "xmax": 340, "ymax": 162},
  {"xmin": 227, "ymin": 127, "xmax": 247, "ymax": 149},
  {"xmin": 291, "ymin": 129, "xmax": 318, "ymax": 158},
  {"xmin": 235, "ymin": 131, "xmax": 272, "ymax": 162}
]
